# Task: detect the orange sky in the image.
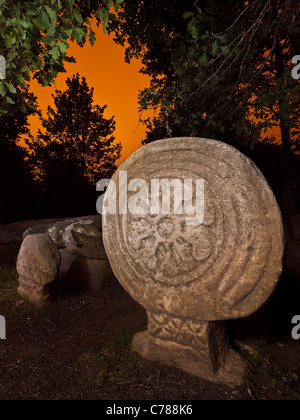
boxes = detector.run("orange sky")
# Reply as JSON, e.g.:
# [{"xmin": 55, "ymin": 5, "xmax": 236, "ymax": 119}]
[{"xmin": 27, "ymin": 25, "xmax": 153, "ymax": 164}]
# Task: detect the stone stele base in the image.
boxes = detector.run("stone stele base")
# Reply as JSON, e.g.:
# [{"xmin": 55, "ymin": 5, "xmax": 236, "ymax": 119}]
[
  {"xmin": 132, "ymin": 313, "xmax": 247, "ymax": 387},
  {"xmin": 17, "ymin": 276, "xmax": 57, "ymax": 308}
]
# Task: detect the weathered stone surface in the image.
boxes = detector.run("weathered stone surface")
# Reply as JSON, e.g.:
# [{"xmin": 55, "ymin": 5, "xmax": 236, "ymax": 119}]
[
  {"xmin": 63, "ymin": 219, "xmax": 106, "ymax": 259},
  {"xmin": 133, "ymin": 316, "xmax": 247, "ymax": 387},
  {"xmin": 65, "ymin": 256, "xmax": 115, "ymax": 292},
  {"xmin": 47, "ymin": 215, "xmax": 102, "ymax": 248},
  {"xmin": 103, "ymin": 137, "xmax": 284, "ymax": 386},
  {"xmin": 17, "ymin": 275, "xmax": 58, "ymax": 308},
  {"xmin": 58, "ymin": 248, "xmax": 78, "ymax": 278},
  {"xmin": 0, "ymin": 220, "xmax": 40, "ymax": 244},
  {"xmin": 17, "ymin": 234, "xmax": 61, "ymax": 307},
  {"xmin": 0, "ymin": 219, "xmax": 64, "ymax": 244},
  {"xmin": 0, "ymin": 218, "xmax": 65, "ymax": 265},
  {"xmin": 23, "ymin": 221, "xmax": 64, "ymax": 242},
  {"xmin": 0, "ymin": 220, "xmax": 50, "ymax": 266}
]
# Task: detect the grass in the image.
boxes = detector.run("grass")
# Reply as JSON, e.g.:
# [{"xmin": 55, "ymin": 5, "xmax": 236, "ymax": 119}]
[
  {"xmin": 2, "ymin": 262, "xmax": 299, "ymax": 400},
  {"xmin": 0, "ymin": 265, "xmax": 19, "ymax": 308},
  {"xmin": 0, "ymin": 265, "xmax": 18, "ymax": 292},
  {"xmin": 77, "ymin": 346, "xmax": 109, "ymax": 387},
  {"xmin": 107, "ymin": 328, "xmax": 136, "ymax": 354},
  {"xmin": 244, "ymin": 346, "xmax": 300, "ymax": 399},
  {"xmin": 76, "ymin": 328, "xmax": 151, "ymax": 399},
  {"xmin": 0, "ymin": 264, "xmax": 49, "ymax": 321}
]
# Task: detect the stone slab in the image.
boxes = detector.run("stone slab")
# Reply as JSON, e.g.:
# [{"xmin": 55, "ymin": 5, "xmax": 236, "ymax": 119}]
[
  {"xmin": 66, "ymin": 256, "xmax": 115, "ymax": 292},
  {"xmin": 63, "ymin": 219, "xmax": 106, "ymax": 259}
]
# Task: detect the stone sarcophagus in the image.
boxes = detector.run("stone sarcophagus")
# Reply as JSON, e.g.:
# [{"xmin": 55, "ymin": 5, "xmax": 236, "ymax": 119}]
[{"xmin": 102, "ymin": 137, "xmax": 284, "ymax": 386}]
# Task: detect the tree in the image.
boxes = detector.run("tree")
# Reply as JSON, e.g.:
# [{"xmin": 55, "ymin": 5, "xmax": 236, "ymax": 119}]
[
  {"xmin": 25, "ymin": 73, "xmax": 121, "ymax": 183},
  {"xmin": 142, "ymin": 114, "xmax": 182, "ymax": 145},
  {"xmin": 110, "ymin": 0, "xmax": 300, "ymax": 216},
  {"xmin": 0, "ymin": 0, "xmax": 124, "ymax": 116},
  {"xmin": 111, "ymin": 1, "xmax": 299, "ymax": 144},
  {"xmin": 24, "ymin": 74, "xmax": 121, "ymax": 217}
]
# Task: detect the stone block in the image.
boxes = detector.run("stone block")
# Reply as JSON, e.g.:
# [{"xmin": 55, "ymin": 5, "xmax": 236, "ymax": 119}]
[
  {"xmin": 63, "ymin": 219, "xmax": 106, "ymax": 259},
  {"xmin": 65, "ymin": 256, "xmax": 115, "ymax": 293},
  {"xmin": 17, "ymin": 234, "xmax": 61, "ymax": 307}
]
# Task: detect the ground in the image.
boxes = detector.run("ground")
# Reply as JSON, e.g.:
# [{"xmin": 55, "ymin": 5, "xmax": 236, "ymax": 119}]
[{"xmin": 0, "ymin": 264, "xmax": 300, "ymax": 401}]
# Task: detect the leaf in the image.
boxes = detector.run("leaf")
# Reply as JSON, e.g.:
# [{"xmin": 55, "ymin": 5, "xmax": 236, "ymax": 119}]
[
  {"xmin": 221, "ymin": 45, "xmax": 230, "ymax": 55},
  {"xmin": 6, "ymin": 83, "xmax": 17, "ymax": 94},
  {"xmin": 20, "ymin": 20, "xmax": 30, "ymax": 29},
  {"xmin": 187, "ymin": 22, "xmax": 198, "ymax": 40},
  {"xmin": 6, "ymin": 96, "xmax": 15, "ymax": 104},
  {"xmin": 40, "ymin": 10, "xmax": 50, "ymax": 27},
  {"xmin": 211, "ymin": 39, "xmax": 219, "ymax": 55},
  {"xmin": 22, "ymin": 65, "xmax": 31, "ymax": 74},
  {"xmin": 183, "ymin": 11, "xmax": 194, "ymax": 19},
  {"xmin": 44, "ymin": 5, "xmax": 57, "ymax": 24},
  {"xmin": 16, "ymin": 73, "xmax": 25, "ymax": 86},
  {"xmin": 96, "ymin": 8, "xmax": 107, "ymax": 21},
  {"xmin": 114, "ymin": 0, "xmax": 123, "ymax": 12},
  {"xmin": 5, "ymin": 35, "xmax": 16, "ymax": 49},
  {"xmin": 102, "ymin": 16, "xmax": 109, "ymax": 33},
  {"xmin": 58, "ymin": 42, "xmax": 68, "ymax": 54},
  {"xmin": 50, "ymin": 46, "xmax": 60, "ymax": 61},
  {"xmin": 73, "ymin": 27, "xmax": 86, "ymax": 43},
  {"xmin": 89, "ymin": 30, "xmax": 96, "ymax": 47},
  {"xmin": 215, "ymin": 34, "xmax": 226, "ymax": 43},
  {"xmin": 73, "ymin": 8, "xmax": 83, "ymax": 25},
  {"xmin": 199, "ymin": 52, "xmax": 208, "ymax": 65},
  {"xmin": 0, "ymin": 82, "xmax": 6, "ymax": 96}
]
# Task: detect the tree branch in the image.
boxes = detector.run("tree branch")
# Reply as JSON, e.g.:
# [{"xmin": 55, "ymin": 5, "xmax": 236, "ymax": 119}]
[
  {"xmin": 184, "ymin": 0, "xmax": 272, "ymax": 102},
  {"xmin": 245, "ymin": 0, "xmax": 294, "ymax": 89}
]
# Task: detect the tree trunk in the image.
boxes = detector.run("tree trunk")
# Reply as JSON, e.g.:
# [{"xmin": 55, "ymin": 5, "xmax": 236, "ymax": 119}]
[
  {"xmin": 274, "ymin": 28, "xmax": 297, "ymax": 236},
  {"xmin": 280, "ymin": 114, "xmax": 296, "ymax": 238}
]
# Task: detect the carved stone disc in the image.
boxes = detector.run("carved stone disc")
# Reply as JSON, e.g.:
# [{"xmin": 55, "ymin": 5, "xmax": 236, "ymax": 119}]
[{"xmin": 102, "ymin": 138, "xmax": 284, "ymax": 320}]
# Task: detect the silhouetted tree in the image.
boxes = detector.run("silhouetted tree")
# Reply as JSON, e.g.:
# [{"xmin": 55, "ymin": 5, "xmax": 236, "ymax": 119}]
[{"xmin": 24, "ymin": 74, "xmax": 122, "ymax": 217}]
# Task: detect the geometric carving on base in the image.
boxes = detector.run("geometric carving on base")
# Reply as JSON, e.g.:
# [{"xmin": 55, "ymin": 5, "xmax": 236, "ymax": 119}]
[{"xmin": 133, "ymin": 314, "xmax": 248, "ymax": 387}]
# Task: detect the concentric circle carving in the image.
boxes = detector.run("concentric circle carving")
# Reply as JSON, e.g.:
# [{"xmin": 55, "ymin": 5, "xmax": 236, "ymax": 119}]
[{"xmin": 102, "ymin": 138, "xmax": 284, "ymax": 320}]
